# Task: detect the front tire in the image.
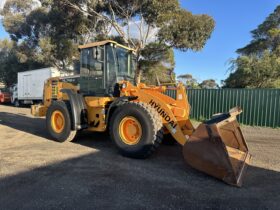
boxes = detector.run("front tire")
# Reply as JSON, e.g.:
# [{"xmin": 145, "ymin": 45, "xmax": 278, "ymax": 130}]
[
  {"xmin": 46, "ymin": 101, "xmax": 77, "ymax": 142},
  {"xmin": 109, "ymin": 102, "xmax": 163, "ymax": 159}
]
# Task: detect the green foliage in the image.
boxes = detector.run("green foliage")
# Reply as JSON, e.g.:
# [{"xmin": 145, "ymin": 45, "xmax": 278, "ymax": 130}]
[
  {"xmin": 224, "ymin": 52, "xmax": 280, "ymax": 88},
  {"xmin": 139, "ymin": 42, "xmax": 175, "ymax": 85},
  {"xmin": 237, "ymin": 6, "xmax": 280, "ymax": 55},
  {"xmin": 65, "ymin": 0, "xmax": 215, "ymax": 82},
  {"xmin": 157, "ymin": 10, "xmax": 215, "ymax": 51},
  {"xmin": 1, "ymin": 0, "xmax": 36, "ymax": 41},
  {"xmin": 177, "ymin": 74, "xmax": 218, "ymax": 89},
  {"xmin": 0, "ymin": 0, "xmax": 215, "ymax": 85},
  {"xmin": 225, "ymin": 5, "xmax": 280, "ymax": 88},
  {"xmin": 1, "ymin": 0, "xmax": 81, "ymax": 71},
  {"xmin": 0, "ymin": 39, "xmax": 45, "ymax": 86},
  {"xmin": 199, "ymin": 79, "xmax": 219, "ymax": 89},
  {"xmin": 177, "ymin": 74, "xmax": 200, "ymax": 89}
]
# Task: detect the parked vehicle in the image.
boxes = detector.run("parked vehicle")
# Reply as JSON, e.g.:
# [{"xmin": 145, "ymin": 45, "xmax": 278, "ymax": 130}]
[
  {"xmin": 0, "ymin": 88, "xmax": 11, "ymax": 104},
  {"xmin": 12, "ymin": 68, "xmax": 62, "ymax": 106},
  {"xmin": 32, "ymin": 40, "xmax": 251, "ymax": 187}
]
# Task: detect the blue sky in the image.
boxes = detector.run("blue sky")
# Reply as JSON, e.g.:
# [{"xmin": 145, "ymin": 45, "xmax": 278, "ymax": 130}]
[
  {"xmin": 0, "ymin": 0, "xmax": 279, "ymax": 84},
  {"xmin": 177, "ymin": 0, "xmax": 280, "ymax": 83}
]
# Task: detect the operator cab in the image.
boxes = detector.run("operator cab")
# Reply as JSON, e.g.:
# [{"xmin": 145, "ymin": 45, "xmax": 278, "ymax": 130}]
[{"xmin": 78, "ymin": 40, "xmax": 137, "ymax": 96}]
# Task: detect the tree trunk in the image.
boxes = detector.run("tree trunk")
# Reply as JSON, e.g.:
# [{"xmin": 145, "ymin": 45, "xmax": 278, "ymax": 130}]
[
  {"xmin": 134, "ymin": 51, "xmax": 142, "ymax": 84},
  {"xmin": 135, "ymin": 69, "xmax": 142, "ymax": 84}
]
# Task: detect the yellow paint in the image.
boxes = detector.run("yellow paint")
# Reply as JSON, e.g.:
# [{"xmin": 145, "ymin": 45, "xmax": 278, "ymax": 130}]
[
  {"xmin": 84, "ymin": 97, "xmax": 114, "ymax": 132},
  {"xmin": 84, "ymin": 97, "xmax": 114, "ymax": 107},
  {"xmin": 41, "ymin": 77, "xmax": 78, "ymax": 108},
  {"xmin": 86, "ymin": 107, "xmax": 107, "ymax": 132},
  {"xmin": 119, "ymin": 81, "xmax": 194, "ymax": 146},
  {"xmin": 119, "ymin": 116, "xmax": 142, "ymax": 145},
  {"xmin": 78, "ymin": 40, "xmax": 135, "ymax": 52},
  {"xmin": 34, "ymin": 78, "xmax": 195, "ymax": 146},
  {"xmin": 51, "ymin": 110, "xmax": 65, "ymax": 133},
  {"xmin": 31, "ymin": 104, "xmax": 47, "ymax": 117}
]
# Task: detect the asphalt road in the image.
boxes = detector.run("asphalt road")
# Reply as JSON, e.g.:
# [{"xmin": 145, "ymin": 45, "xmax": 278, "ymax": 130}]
[{"xmin": 0, "ymin": 105, "xmax": 280, "ymax": 210}]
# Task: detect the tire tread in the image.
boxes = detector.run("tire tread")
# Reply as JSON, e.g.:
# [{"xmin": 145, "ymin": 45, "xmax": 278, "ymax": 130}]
[{"xmin": 109, "ymin": 101, "xmax": 164, "ymax": 158}]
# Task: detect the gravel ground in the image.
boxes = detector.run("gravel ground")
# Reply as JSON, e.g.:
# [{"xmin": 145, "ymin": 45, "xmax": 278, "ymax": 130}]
[{"xmin": 0, "ymin": 104, "xmax": 280, "ymax": 210}]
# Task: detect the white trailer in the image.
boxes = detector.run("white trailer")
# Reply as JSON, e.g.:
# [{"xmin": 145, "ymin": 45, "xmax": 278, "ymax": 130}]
[{"xmin": 12, "ymin": 68, "xmax": 61, "ymax": 106}]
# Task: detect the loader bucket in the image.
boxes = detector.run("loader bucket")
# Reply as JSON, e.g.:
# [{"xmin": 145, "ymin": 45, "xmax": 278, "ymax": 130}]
[{"xmin": 183, "ymin": 107, "xmax": 251, "ymax": 187}]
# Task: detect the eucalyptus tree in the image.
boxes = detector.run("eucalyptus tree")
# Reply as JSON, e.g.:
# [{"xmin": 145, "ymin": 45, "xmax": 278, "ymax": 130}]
[
  {"xmin": 1, "ymin": 0, "xmax": 215, "ymax": 84},
  {"xmin": 224, "ymin": 5, "xmax": 280, "ymax": 88}
]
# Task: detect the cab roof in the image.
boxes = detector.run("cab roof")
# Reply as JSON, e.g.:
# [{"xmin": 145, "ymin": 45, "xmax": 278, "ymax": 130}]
[{"xmin": 78, "ymin": 40, "xmax": 135, "ymax": 52}]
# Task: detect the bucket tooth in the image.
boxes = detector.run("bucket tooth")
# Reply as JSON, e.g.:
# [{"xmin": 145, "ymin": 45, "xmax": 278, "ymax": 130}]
[{"xmin": 183, "ymin": 107, "xmax": 251, "ymax": 187}]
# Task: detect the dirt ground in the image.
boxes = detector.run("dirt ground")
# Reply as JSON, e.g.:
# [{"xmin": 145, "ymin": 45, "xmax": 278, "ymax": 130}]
[{"xmin": 0, "ymin": 104, "xmax": 280, "ymax": 210}]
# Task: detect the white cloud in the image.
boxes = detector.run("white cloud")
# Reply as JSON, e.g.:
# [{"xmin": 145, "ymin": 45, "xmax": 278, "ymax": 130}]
[
  {"xmin": 109, "ymin": 20, "xmax": 158, "ymax": 43},
  {"xmin": 0, "ymin": 0, "xmax": 6, "ymax": 10},
  {"xmin": 0, "ymin": 0, "xmax": 6, "ymax": 20}
]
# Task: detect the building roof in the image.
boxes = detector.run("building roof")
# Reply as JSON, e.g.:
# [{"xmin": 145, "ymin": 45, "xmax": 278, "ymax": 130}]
[{"xmin": 78, "ymin": 40, "xmax": 135, "ymax": 51}]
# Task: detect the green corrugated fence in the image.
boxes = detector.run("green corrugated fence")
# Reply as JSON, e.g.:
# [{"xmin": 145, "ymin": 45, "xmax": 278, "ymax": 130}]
[{"xmin": 166, "ymin": 89, "xmax": 280, "ymax": 128}]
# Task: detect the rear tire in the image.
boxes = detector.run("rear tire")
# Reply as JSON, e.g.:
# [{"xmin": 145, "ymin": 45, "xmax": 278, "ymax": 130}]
[
  {"xmin": 109, "ymin": 102, "xmax": 163, "ymax": 159},
  {"xmin": 46, "ymin": 101, "xmax": 77, "ymax": 142}
]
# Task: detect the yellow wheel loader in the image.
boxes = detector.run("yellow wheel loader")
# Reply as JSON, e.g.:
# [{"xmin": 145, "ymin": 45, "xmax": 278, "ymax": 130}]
[{"xmin": 32, "ymin": 40, "xmax": 251, "ymax": 186}]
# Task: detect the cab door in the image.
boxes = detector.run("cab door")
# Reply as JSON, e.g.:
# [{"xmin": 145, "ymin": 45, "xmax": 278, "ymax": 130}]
[{"xmin": 79, "ymin": 46, "xmax": 105, "ymax": 95}]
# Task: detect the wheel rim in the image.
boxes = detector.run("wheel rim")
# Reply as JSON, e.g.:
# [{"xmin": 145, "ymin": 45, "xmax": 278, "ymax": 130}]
[
  {"xmin": 51, "ymin": 110, "xmax": 65, "ymax": 133},
  {"xmin": 119, "ymin": 116, "xmax": 142, "ymax": 145}
]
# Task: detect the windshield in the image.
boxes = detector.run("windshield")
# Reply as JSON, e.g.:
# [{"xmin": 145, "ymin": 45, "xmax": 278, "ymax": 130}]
[
  {"xmin": 115, "ymin": 47, "xmax": 136, "ymax": 81},
  {"xmin": 78, "ymin": 44, "xmax": 136, "ymax": 96}
]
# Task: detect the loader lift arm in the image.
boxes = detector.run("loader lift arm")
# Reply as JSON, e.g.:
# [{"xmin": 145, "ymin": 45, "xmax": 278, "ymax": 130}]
[
  {"xmin": 120, "ymin": 81, "xmax": 194, "ymax": 145},
  {"xmin": 119, "ymin": 80, "xmax": 251, "ymax": 187}
]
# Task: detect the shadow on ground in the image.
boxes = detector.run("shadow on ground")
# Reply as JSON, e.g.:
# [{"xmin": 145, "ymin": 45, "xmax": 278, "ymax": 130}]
[
  {"xmin": 0, "ymin": 149, "xmax": 279, "ymax": 210},
  {"xmin": 0, "ymin": 112, "xmax": 50, "ymax": 139},
  {"xmin": 1, "ymin": 111, "xmax": 280, "ymax": 209}
]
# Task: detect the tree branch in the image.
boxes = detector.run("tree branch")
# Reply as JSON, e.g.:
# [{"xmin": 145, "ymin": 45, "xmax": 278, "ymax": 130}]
[
  {"xmin": 66, "ymin": 1, "xmax": 128, "ymax": 44},
  {"xmin": 144, "ymin": 24, "xmax": 151, "ymax": 45}
]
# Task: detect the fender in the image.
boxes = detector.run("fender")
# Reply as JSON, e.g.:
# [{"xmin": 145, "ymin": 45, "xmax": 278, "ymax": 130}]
[
  {"xmin": 105, "ymin": 96, "xmax": 138, "ymax": 125},
  {"xmin": 60, "ymin": 89, "xmax": 88, "ymax": 130}
]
